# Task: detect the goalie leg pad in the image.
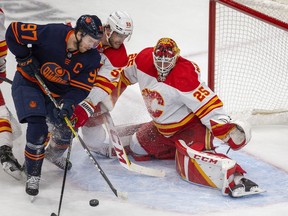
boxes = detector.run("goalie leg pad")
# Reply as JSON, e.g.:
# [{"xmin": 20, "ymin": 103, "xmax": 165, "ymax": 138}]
[
  {"xmin": 0, "ymin": 105, "xmax": 22, "ymax": 146},
  {"xmin": 175, "ymin": 139, "xmax": 246, "ymax": 195},
  {"xmin": 84, "ymin": 113, "xmax": 105, "ymax": 127},
  {"xmin": 81, "ymin": 124, "xmax": 110, "ymax": 157}
]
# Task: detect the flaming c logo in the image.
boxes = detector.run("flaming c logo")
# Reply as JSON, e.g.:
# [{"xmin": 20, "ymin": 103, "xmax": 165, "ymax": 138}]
[{"xmin": 41, "ymin": 62, "xmax": 70, "ymax": 84}]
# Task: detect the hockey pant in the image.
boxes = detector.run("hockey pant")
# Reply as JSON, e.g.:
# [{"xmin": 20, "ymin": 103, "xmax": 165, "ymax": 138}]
[{"xmin": 132, "ymin": 117, "xmax": 215, "ymax": 160}]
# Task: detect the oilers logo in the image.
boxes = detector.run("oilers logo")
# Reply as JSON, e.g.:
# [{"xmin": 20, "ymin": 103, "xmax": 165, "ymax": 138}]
[{"xmin": 41, "ymin": 62, "xmax": 70, "ymax": 84}]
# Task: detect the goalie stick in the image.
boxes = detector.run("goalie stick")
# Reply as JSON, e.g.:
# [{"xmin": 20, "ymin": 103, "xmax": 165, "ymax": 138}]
[{"xmin": 103, "ymin": 112, "xmax": 165, "ymax": 177}]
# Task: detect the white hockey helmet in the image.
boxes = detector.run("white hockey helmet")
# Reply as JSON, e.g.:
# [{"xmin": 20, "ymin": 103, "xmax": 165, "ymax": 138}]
[{"xmin": 107, "ymin": 11, "xmax": 133, "ymax": 41}]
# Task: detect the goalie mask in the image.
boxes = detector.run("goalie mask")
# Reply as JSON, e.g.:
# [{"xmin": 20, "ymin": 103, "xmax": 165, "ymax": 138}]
[
  {"xmin": 153, "ymin": 38, "xmax": 180, "ymax": 81},
  {"xmin": 106, "ymin": 11, "xmax": 133, "ymax": 41}
]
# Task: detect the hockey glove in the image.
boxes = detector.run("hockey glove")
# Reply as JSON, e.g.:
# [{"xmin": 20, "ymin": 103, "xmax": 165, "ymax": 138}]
[
  {"xmin": 16, "ymin": 53, "xmax": 40, "ymax": 77},
  {"xmin": 70, "ymin": 100, "xmax": 96, "ymax": 128},
  {"xmin": 210, "ymin": 117, "xmax": 251, "ymax": 151},
  {"xmin": 54, "ymin": 99, "xmax": 75, "ymax": 123}
]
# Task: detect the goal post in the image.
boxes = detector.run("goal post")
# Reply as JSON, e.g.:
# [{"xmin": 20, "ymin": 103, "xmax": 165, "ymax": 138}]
[{"xmin": 208, "ymin": 0, "xmax": 288, "ymax": 124}]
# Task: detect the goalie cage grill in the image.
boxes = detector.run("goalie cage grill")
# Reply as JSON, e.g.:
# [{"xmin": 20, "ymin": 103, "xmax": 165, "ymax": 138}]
[{"xmin": 208, "ymin": 0, "xmax": 288, "ymax": 125}]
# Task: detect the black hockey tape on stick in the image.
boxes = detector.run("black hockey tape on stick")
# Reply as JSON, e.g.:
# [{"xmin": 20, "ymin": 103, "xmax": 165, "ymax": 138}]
[{"xmin": 0, "ymin": 76, "xmax": 13, "ymax": 84}]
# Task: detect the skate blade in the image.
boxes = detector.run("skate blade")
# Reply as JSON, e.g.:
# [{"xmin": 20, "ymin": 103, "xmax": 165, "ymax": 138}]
[
  {"xmin": 2, "ymin": 165, "xmax": 23, "ymax": 181},
  {"xmin": 29, "ymin": 195, "xmax": 37, "ymax": 203},
  {"xmin": 232, "ymin": 187, "xmax": 266, "ymax": 198}
]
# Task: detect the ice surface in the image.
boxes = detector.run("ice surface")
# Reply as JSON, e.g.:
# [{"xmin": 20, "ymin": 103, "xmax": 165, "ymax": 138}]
[{"xmin": 0, "ymin": 0, "xmax": 288, "ymax": 216}]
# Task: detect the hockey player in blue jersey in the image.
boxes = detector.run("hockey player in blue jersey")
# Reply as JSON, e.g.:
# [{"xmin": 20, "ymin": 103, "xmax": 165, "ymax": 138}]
[{"xmin": 5, "ymin": 14, "xmax": 103, "ymax": 197}]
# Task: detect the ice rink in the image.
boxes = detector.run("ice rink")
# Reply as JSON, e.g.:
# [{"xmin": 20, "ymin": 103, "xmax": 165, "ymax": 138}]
[{"xmin": 0, "ymin": 0, "xmax": 288, "ymax": 215}]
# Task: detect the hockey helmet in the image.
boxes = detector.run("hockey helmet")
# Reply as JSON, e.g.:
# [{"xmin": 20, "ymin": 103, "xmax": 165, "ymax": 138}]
[
  {"xmin": 153, "ymin": 38, "xmax": 180, "ymax": 81},
  {"xmin": 107, "ymin": 11, "xmax": 133, "ymax": 40},
  {"xmin": 75, "ymin": 15, "xmax": 103, "ymax": 40}
]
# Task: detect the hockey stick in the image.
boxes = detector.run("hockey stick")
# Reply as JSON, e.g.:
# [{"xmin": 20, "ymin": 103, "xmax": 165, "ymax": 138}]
[
  {"xmin": 103, "ymin": 112, "xmax": 166, "ymax": 177},
  {"xmin": 0, "ymin": 76, "xmax": 13, "ymax": 84},
  {"xmin": 34, "ymin": 74, "xmax": 128, "ymax": 200},
  {"xmin": 52, "ymin": 138, "xmax": 73, "ymax": 216},
  {"xmin": 3, "ymin": 76, "xmax": 74, "ymax": 213}
]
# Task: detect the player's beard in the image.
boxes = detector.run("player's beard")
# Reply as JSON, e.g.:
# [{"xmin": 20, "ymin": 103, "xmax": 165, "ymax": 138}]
[{"xmin": 109, "ymin": 38, "xmax": 121, "ymax": 49}]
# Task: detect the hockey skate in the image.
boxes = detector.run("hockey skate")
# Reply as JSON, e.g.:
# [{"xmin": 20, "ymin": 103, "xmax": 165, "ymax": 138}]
[
  {"xmin": 229, "ymin": 178, "xmax": 266, "ymax": 198},
  {"xmin": 0, "ymin": 145, "xmax": 23, "ymax": 180},
  {"xmin": 26, "ymin": 175, "xmax": 41, "ymax": 197}
]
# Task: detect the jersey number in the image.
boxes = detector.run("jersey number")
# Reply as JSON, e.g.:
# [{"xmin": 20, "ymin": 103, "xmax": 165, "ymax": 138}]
[
  {"xmin": 193, "ymin": 86, "xmax": 210, "ymax": 102},
  {"xmin": 20, "ymin": 24, "xmax": 37, "ymax": 41}
]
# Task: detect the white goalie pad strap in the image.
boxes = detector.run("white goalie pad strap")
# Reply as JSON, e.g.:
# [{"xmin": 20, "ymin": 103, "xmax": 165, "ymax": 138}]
[{"xmin": 175, "ymin": 139, "xmax": 237, "ymax": 194}]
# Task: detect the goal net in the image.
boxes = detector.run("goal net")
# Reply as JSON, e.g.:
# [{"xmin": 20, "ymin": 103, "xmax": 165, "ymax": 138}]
[{"xmin": 208, "ymin": 0, "xmax": 288, "ymax": 125}]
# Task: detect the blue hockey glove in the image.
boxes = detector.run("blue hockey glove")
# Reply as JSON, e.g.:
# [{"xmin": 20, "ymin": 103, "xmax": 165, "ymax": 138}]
[
  {"xmin": 16, "ymin": 53, "xmax": 40, "ymax": 77},
  {"xmin": 54, "ymin": 99, "xmax": 75, "ymax": 122}
]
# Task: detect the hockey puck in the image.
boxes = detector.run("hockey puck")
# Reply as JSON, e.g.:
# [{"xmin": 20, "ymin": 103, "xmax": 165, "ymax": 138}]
[
  {"xmin": 51, "ymin": 213, "xmax": 57, "ymax": 216},
  {"xmin": 89, "ymin": 199, "xmax": 99, "ymax": 207}
]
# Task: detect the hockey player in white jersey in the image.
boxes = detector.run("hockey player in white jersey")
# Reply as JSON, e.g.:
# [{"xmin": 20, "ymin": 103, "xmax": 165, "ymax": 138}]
[
  {"xmin": 0, "ymin": 8, "xmax": 23, "ymax": 180},
  {"xmin": 78, "ymin": 11, "xmax": 133, "ymax": 156},
  {"xmin": 45, "ymin": 11, "xmax": 133, "ymax": 165},
  {"xmin": 116, "ymin": 37, "xmax": 264, "ymax": 198}
]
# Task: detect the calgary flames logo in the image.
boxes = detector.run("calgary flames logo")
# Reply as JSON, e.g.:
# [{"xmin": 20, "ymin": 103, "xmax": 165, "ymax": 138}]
[
  {"xmin": 142, "ymin": 88, "xmax": 164, "ymax": 118},
  {"xmin": 40, "ymin": 62, "xmax": 70, "ymax": 85}
]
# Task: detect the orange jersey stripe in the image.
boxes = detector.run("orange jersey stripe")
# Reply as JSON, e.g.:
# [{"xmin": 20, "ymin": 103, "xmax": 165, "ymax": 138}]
[
  {"xmin": 11, "ymin": 22, "xmax": 23, "ymax": 45},
  {"xmin": 70, "ymin": 79, "xmax": 92, "ymax": 92},
  {"xmin": 25, "ymin": 151, "xmax": 45, "ymax": 161}
]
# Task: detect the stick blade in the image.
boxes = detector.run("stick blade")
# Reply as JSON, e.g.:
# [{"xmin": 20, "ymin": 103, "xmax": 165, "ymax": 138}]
[{"xmin": 117, "ymin": 191, "xmax": 128, "ymax": 200}]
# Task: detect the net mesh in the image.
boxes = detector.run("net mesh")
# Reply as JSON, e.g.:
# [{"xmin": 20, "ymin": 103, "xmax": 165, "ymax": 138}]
[{"xmin": 213, "ymin": 0, "xmax": 288, "ymax": 124}]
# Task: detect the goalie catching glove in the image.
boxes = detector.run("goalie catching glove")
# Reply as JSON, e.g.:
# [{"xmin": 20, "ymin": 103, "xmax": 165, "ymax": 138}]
[{"xmin": 210, "ymin": 116, "xmax": 251, "ymax": 150}]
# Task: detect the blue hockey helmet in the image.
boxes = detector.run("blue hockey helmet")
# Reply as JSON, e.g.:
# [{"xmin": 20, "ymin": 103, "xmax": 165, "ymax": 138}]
[{"xmin": 75, "ymin": 15, "xmax": 103, "ymax": 40}]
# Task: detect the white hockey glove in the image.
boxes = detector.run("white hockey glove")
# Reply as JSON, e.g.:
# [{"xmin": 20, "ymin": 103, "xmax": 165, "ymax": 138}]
[{"xmin": 210, "ymin": 116, "xmax": 251, "ymax": 151}]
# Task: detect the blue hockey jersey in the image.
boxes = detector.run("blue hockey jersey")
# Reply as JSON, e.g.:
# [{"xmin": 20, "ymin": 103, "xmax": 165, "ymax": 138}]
[{"xmin": 5, "ymin": 22, "xmax": 101, "ymax": 104}]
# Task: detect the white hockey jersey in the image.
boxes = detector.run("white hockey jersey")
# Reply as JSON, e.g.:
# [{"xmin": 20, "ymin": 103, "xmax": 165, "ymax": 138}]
[
  {"xmin": 120, "ymin": 47, "xmax": 228, "ymax": 136},
  {"xmin": 86, "ymin": 43, "xmax": 128, "ymax": 108}
]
